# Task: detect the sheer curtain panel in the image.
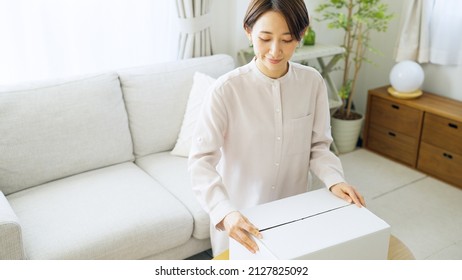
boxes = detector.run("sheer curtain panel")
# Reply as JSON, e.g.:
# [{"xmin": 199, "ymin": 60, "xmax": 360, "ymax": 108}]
[
  {"xmin": 0, "ymin": 0, "xmax": 177, "ymax": 85},
  {"xmin": 395, "ymin": 0, "xmax": 462, "ymax": 65},
  {"xmin": 176, "ymin": 0, "xmax": 213, "ymax": 59}
]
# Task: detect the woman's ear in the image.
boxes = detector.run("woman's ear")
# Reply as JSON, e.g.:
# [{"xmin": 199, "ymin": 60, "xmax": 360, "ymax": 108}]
[{"xmin": 245, "ymin": 26, "xmax": 253, "ymax": 47}]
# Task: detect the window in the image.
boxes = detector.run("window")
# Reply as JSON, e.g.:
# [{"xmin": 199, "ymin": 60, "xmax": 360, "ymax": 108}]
[
  {"xmin": 395, "ymin": 0, "xmax": 462, "ymax": 65},
  {"xmin": 0, "ymin": 0, "xmax": 177, "ymax": 85}
]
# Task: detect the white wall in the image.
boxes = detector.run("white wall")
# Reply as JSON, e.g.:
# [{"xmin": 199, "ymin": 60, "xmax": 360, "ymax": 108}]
[
  {"xmin": 210, "ymin": 0, "xmax": 249, "ymax": 61},
  {"xmin": 210, "ymin": 0, "xmax": 462, "ymax": 116}
]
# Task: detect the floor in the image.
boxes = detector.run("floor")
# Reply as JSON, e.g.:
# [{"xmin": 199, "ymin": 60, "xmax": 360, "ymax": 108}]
[{"xmin": 188, "ymin": 148, "xmax": 462, "ymax": 260}]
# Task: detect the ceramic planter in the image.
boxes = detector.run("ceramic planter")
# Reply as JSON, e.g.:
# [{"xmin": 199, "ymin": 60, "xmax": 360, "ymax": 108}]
[{"xmin": 331, "ymin": 115, "xmax": 364, "ymax": 154}]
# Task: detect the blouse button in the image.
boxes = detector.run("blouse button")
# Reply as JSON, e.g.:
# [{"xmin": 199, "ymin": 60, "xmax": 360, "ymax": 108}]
[
  {"xmin": 197, "ymin": 137, "xmax": 203, "ymax": 143},
  {"xmin": 271, "ymin": 185, "xmax": 276, "ymax": 190},
  {"xmin": 276, "ymin": 136, "xmax": 281, "ymax": 141}
]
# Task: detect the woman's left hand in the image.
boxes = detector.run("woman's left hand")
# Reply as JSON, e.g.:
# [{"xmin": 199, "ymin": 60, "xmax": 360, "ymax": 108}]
[{"xmin": 330, "ymin": 182, "xmax": 366, "ymax": 207}]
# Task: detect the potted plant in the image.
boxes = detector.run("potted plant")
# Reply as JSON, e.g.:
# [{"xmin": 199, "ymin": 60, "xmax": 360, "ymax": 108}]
[{"xmin": 316, "ymin": 0, "xmax": 394, "ymax": 153}]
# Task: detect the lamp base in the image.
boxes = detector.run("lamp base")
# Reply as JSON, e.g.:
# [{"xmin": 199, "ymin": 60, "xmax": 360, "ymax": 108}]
[{"xmin": 387, "ymin": 87, "xmax": 423, "ymax": 99}]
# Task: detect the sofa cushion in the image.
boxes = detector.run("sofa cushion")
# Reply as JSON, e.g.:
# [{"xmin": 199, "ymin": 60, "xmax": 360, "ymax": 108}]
[
  {"xmin": 136, "ymin": 152, "xmax": 210, "ymax": 240},
  {"xmin": 0, "ymin": 191, "xmax": 26, "ymax": 259},
  {"xmin": 171, "ymin": 72, "xmax": 216, "ymax": 157},
  {"xmin": 118, "ymin": 54, "xmax": 234, "ymax": 158},
  {"xmin": 0, "ymin": 73, "xmax": 134, "ymax": 195},
  {"xmin": 6, "ymin": 162, "xmax": 193, "ymax": 260}
]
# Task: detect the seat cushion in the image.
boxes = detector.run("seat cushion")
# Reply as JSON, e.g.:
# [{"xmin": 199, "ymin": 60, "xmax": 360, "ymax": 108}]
[
  {"xmin": 136, "ymin": 152, "xmax": 210, "ymax": 240},
  {"xmin": 6, "ymin": 162, "xmax": 193, "ymax": 260},
  {"xmin": 118, "ymin": 54, "xmax": 235, "ymax": 157},
  {"xmin": 0, "ymin": 73, "xmax": 134, "ymax": 195}
]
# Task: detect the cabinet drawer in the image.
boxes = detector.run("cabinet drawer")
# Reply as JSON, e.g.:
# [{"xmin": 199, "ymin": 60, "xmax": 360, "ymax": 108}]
[
  {"xmin": 421, "ymin": 113, "xmax": 462, "ymax": 155},
  {"xmin": 369, "ymin": 96, "xmax": 422, "ymax": 137},
  {"xmin": 367, "ymin": 125, "xmax": 419, "ymax": 167},
  {"xmin": 418, "ymin": 142, "xmax": 462, "ymax": 189}
]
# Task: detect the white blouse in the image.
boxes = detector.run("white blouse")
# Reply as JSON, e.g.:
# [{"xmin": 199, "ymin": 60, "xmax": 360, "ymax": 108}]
[{"xmin": 188, "ymin": 59, "xmax": 345, "ymax": 255}]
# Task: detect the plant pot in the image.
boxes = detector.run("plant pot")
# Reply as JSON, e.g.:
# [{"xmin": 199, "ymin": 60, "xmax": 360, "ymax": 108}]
[{"xmin": 331, "ymin": 114, "xmax": 364, "ymax": 154}]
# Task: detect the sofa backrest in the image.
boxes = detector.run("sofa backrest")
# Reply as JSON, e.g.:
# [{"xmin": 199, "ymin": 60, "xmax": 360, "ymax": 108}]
[
  {"xmin": 0, "ymin": 73, "xmax": 134, "ymax": 195},
  {"xmin": 118, "ymin": 54, "xmax": 235, "ymax": 157}
]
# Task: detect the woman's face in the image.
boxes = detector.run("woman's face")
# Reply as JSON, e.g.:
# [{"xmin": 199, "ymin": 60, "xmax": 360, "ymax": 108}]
[{"xmin": 246, "ymin": 11, "xmax": 300, "ymax": 78}]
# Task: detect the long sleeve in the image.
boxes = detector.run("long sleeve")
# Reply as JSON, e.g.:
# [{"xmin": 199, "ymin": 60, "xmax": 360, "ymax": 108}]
[
  {"xmin": 308, "ymin": 78, "xmax": 345, "ymax": 188},
  {"xmin": 188, "ymin": 84, "xmax": 236, "ymax": 228}
]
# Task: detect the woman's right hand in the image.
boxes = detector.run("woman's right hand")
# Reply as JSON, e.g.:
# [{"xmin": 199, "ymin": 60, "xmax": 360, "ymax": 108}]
[{"xmin": 220, "ymin": 211, "xmax": 262, "ymax": 254}]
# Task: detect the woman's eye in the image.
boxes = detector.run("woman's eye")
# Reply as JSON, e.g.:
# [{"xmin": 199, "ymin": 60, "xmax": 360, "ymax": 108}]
[{"xmin": 258, "ymin": 37, "xmax": 293, "ymax": 43}]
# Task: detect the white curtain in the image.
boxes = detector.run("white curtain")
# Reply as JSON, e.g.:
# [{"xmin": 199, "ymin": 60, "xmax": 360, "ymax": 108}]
[
  {"xmin": 176, "ymin": 0, "xmax": 213, "ymax": 59},
  {"xmin": 0, "ymin": 0, "xmax": 177, "ymax": 85},
  {"xmin": 394, "ymin": 0, "xmax": 462, "ymax": 65}
]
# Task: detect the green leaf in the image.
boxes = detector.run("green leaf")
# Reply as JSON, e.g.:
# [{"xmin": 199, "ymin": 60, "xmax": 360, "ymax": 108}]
[{"xmin": 316, "ymin": 0, "xmax": 394, "ymax": 104}]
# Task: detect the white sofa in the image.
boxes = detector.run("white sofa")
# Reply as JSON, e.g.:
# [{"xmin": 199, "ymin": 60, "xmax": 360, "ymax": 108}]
[{"xmin": 0, "ymin": 54, "xmax": 235, "ymax": 260}]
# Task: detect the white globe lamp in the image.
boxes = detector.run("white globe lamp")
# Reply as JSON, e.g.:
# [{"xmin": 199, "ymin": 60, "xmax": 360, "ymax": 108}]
[{"xmin": 388, "ymin": 60, "xmax": 425, "ymax": 99}]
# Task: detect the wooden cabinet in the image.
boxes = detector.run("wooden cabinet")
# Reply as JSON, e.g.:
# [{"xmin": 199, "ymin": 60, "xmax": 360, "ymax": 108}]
[
  {"xmin": 364, "ymin": 86, "xmax": 462, "ymax": 189},
  {"xmin": 365, "ymin": 95, "xmax": 423, "ymax": 167},
  {"xmin": 418, "ymin": 113, "xmax": 462, "ymax": 188}
]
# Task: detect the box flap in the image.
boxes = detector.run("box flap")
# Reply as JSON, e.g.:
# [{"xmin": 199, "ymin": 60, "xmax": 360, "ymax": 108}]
[
  {"xmin": 257, "ymin": 204, "xmax": 390, "ymax": 259},
  {"xmin": 240, "ymin": 188, "xmax": 350, "ymax": 231},
  {"xmin": 231, "ymin": 189, "xmax": 391, "ymax": 260}
]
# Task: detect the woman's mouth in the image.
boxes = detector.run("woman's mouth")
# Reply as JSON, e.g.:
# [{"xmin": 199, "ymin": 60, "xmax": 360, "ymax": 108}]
[{"xmin": 267, "ymin": 58, "xmax": 282, "ymax": 64}]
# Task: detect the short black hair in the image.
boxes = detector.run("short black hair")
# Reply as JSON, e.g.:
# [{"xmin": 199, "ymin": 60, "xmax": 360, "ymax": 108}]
[{"xmin": 243, "ymin": 0, "xmax": 310, "ymax": 41}]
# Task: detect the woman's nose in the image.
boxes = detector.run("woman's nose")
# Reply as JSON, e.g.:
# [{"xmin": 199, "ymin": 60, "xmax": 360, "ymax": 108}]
[{"xmin": 269, "ymin": 41, "xmax": 281, "ymax": 57}]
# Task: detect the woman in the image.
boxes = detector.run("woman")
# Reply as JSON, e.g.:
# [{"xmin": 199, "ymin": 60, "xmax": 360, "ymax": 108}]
[{"xmin": 189, "ymin": 0, "xmax": 365, "ymax": 257}]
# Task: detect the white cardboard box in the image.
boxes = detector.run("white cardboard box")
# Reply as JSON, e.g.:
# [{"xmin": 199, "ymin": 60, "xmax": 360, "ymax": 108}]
[{"xmin": 229, "ymin": 188, "xmax": 390, "ymax": 260}]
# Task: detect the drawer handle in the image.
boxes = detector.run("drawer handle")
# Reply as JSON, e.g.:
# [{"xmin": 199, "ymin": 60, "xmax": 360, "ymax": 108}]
[
  {"xmin": 391, "ymin": 104, "xmax": 400, "ymax": 110},
  {"xmin": 443, "ymin": 153, "xmax": 453, "ymax": 160},
  {"xmin": 448, "ymin": 123, "xmax": 458, "ymax": 129},
  {"xmin": 388, "ymin": 132, "xmax": 396, "ymax": 137}
]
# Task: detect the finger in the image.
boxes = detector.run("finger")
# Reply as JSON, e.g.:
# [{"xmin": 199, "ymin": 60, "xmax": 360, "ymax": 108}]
[
  {"xmin": 344, "ymin": 187, "xmax": 363, "ymax": 207},
  {"xmin": 227, "ymin": 218, "xmax": 260, "ymax": 253},
  {"xmin": 348, "ymin": 187, "xmax": 365, "ymax": 207},
  {"xmin": 354, "ymin": 189, "xmax": 366, "ymax": 207},
  {"xmin": 350, "ymin": 193, "xmax": 362, "ymax": 207},
  {"xmin": 336, "ymin": 189, "xmax": 353, "ymax": 204},
  {"xmin": 231, "ymin": 229, "xmax": 259, "ymax": 254},
  {"xmin": 241, "ymin": 219, "xmax": 263, "ymax": 239}
]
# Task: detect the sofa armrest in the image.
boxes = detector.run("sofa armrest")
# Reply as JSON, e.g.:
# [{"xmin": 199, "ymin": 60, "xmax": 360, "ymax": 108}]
[{"xmin": 0, "ymin": 191, "xmax": 26, "ymax": 259}]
